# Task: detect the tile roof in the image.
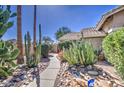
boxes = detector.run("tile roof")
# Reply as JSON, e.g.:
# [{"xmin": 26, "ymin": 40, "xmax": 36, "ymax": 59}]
[
  {"xmin": 81, "ymin": 27, "xmax": 106, "ymax": 38},
  {"xmin": 58, "ymin": 32, "xmax": 82, "ymax": 41}
]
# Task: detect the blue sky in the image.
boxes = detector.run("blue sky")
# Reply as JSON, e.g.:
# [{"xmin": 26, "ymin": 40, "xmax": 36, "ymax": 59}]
[{"xmin": 2, "ymin": 5, "xmax": 117, "ymax": 42}]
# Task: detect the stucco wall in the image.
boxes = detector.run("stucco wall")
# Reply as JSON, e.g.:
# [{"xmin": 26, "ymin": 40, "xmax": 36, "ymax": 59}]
[
  {"xmin": 102, "ymin": 10, "xmax": 124, "ymax": 32},
  {"xmin": 84, "ymin": 37, "xmax": 104, "ymax": 49},
  {"xmin": 102, "ymin": 17, "xmax": 113, "ymax": 33},
  {"xmin": 112, "ymin": 10, "xmax": 124, "ymax": 28}
]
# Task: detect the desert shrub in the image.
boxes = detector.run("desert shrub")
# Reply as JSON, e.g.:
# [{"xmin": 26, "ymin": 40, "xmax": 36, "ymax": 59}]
[
  {"xmin": 58, "ymin": 41, "xmax": 72, "ymax": 50},
  {"xmin": 63, "ymin": 41, "xmax": 96, "ymax": 66},
  {"xmin": 102, "ymin": 28, "xmax": 124, "ymax": 79},
  {"xmin": 41, "ymin": 44, "xmax": 49, "ymax": 58}
]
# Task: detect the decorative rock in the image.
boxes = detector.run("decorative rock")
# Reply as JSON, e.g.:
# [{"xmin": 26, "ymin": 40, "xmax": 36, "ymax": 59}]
[
  {"xmin": 102, "ymin": 72, "xmax": 107, "ymax": 77},
  {"xmin": 71, "ymin": 67, "xmax": 77, "ymax": 71},
  {"xmin": 80, "ymin": 68, "xmax": 86, "ymax": 74},
  {"xmin": 108, "ymin": 81, "xmax": 113, "ymax": 87},
  {"xmin": 86, "ymin": 65, "xmax": 93, "ymax": 70},
  {"xmin": 87, "ymin": 71, "xmax": 99, "ymax": 76},
  {"xmin": 24, "ymin": 81, "xmax": 29, "ymax": 85},
  {"xmin": 14, "ymin": 78, "xmax": 21, "ymax": 82},
  {"xmin": 80, "ymin": 72, "xmax": 85, "ymax": 78},
  {"xmin": 0, "ymin": 83, "xmax": 4, "ymax": 87},
  {"xmin": 113, "ymin": 83, "xmax": 118, "ymax": 87},
  {"xmin": 20, "ymin": 75, "xmax": 27, "ymax": 80}
]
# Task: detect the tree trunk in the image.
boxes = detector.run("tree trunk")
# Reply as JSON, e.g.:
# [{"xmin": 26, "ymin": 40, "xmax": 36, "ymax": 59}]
[{"xmin": 17, "ymin": 5, "xmax": 24, "ymax": 64}]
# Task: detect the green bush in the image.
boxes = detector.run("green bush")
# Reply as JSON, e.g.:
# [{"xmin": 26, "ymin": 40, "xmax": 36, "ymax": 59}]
[
  {"xmin": 102, "ymin": 28, "xmax": 124, "ymax": 79},
  {"xmin": 58, "ymin": 41, "xmax": 72, "ymax": 50},
  {"xmin": 41, "ymin": 44, "xmax": 49, "ymax": 58},
  {"xmin": 63, "ymin": 41, "xmax": 96, "ymax": 66}
]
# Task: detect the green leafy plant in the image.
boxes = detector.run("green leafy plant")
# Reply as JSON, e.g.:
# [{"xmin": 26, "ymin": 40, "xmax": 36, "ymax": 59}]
[
  {"xmin": 0, "ymin": 41, "xmax": 19, "ymax": 77},
  {"xmin": 102, "ymin": 28, "xmax": 124, "ymax": 79},
  {"xmin": 55, "ymin": 27, "xmax": 71, "ymax": 40},
  {"xmin": 41, "ymin": 44, "xmax": 49, "ymax": 58},
  {"xmin": 58, "ymin": 41, "xmax": 72, "ymax": 51},
  {"xmin": 63, "ymin": 41, "xmax": 96, "ymax": 66}
]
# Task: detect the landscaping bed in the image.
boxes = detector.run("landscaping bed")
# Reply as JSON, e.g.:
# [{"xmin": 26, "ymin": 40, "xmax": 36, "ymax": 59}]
[
  {"xmin": 0, "ymin": 58, "xmax": 50, "ymax": 87},
  {"xmin": 54, "ymin": 61, "xmax": 124, "ymax": 87}
]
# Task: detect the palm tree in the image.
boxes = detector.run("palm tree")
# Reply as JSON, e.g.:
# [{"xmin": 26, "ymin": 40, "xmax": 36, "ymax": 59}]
[
  {"xmin": 55, "ymin": 27, "xmax": 71, "ymax": 40},
  {"xmin": 17, "ymin": 5, "xmax": 24, "ymax": 64},
  {"xmin": 33, "ymin": 5, "xmax": 37, "ymax": 53}
]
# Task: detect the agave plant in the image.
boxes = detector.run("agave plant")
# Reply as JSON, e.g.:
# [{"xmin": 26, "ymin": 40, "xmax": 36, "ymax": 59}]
[{"xmin": 0, "ymin": 41, "xmax": 20, "ymax": 77}]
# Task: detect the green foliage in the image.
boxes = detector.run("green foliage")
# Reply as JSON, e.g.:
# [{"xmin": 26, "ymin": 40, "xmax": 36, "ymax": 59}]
[
  {"xmin": 55, "ymin": 27, "xmax": 71, "ymax": 40},
  {"xmin": 0, "ymin": 41, "xmax": 19, "ymax": 77},
  {"xmin": 43, "ymin": 36, "xmax": 53, "ymax": 45},
  {"xmin": 63, "ymin": 41, "xmax": 96, "ymax": 66},
  {"xmin": 24, "ymin": 31, "xmax": 42, "ymax": 68},
  {"xmin": 102, "ymin": 28, "xmax": 124, "ymax": 79},
  {"xmin": 0, "ymin": 6, "xmax": 16, "ymax": 39},
  {"xmin": 58, "ymin": 41, "xmax": 72, "ymax": 50},
  {"xmin": 41, "ymin": 44, "xmax": 49, "ymax": 58},
  {"xmin": 0, "ymin": 6, "xmax": 17, "ymax": 78}
]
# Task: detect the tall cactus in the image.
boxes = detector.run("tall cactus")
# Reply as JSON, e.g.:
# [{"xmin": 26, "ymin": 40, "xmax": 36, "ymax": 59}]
[
  {"xmin": 39, "ymin": 24, "xmax": 41, "ymax": 44},
  {"xmin": 24, "ymin": 31, "xmax": 31, "ymax": 65}
]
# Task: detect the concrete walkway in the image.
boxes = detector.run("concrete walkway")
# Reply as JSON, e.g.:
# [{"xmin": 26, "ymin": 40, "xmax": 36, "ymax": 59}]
[{"xmin": 27, "ymin": 53, "xmax": 60, "ymax": 87}]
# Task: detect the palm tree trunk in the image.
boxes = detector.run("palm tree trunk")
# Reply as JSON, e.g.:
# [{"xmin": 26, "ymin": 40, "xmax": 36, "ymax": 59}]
[
  {"xmin": 17, "ymin": 5, "xmax": 24, "ymax": 64},
  {"xmin": 33, "ymin": 5, "xmax": 37, "ymax": 53}
]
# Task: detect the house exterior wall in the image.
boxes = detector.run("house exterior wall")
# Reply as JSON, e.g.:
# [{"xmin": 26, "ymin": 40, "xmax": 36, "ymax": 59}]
[
  {"xmin": 102, "ymin": 10, "xmax": 124, "ymax": 33},
  {"xmin": 84, "ymin": 37, "xmax": 104, "ymax": 49},
  {"xmin": 112, "ymin": 10, "xmax": 124, "ymax": 28},
  {"xmin": 102, "ymin": 17, "xmax": 113, "ymax": 33}
]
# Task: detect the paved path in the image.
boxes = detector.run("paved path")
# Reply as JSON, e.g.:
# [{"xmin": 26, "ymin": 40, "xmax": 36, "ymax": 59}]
[{"xmin": 27, "ymin": 53, "xmax": 60, "ymax": 87}]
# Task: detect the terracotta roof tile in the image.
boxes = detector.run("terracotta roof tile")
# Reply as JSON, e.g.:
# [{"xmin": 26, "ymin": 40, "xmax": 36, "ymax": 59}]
[
  {"xmin": 58, "ymin": 32, "xmax": 82, "ymax": 41},
  {"xmin": 81, "ymin": 27, "xmax": 106, "ymax": 38}
]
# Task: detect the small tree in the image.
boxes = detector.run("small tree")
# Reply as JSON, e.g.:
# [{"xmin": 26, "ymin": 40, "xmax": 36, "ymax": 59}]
[{"xmin": 55, "ymin": 27, "xmax": 71, "ymax": 40}]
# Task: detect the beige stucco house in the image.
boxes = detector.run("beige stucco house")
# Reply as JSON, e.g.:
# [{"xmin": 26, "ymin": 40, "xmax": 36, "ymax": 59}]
[
  {"xmin": 58, "ymin": 5, "xmax": 124, "ymax": 49},
  {"xmin": 81, "ymin": 27, "xmax": 106, "ymax": 49}
]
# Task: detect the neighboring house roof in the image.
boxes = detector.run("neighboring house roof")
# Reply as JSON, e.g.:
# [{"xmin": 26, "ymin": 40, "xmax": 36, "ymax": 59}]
[
  {"xmin": 81, "ymin": 27, "xmax": 106, "ymax": 38},
  {"xmin": 58, "ymin": 32, "xmax": 82, "ymax": 41},
  {"xmin": 96, "ymin": 5, "xmax": 124, "ymax": 30}
]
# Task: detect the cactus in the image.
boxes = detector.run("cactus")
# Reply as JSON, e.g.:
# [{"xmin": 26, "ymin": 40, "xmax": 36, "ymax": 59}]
[
  {"xmin": 39, "ymin": 24, "xmax": 41, "ymax": 44},
  {"xmin": 24, "ymin": 31, "xmax": 31, "ymax": 66},
  {"xmin": 24, "ymin": 31, "xmax": 35, "ymax": 68},
  {"xmin": 0, "ymin": 6, "xmax": 16, "ymax": 39},
  {"xmin": 0, "ymin": 41, "xmax": 20, "ymax": 77},
  {"xmin": 63, "ymin": 41, "xmax": 96, "ymax": 66},
  {"xmin": 24, "ymin": 31, "xmax": 42, "ymax": 68}
]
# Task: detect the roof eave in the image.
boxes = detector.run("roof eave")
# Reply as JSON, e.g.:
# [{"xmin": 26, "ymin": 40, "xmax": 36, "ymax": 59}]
[{"xmin": 96, "ymin": 5, "xmax": 124, "ymax": 31}]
